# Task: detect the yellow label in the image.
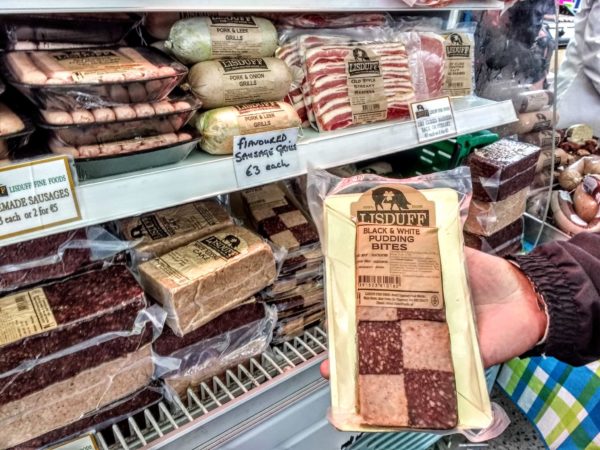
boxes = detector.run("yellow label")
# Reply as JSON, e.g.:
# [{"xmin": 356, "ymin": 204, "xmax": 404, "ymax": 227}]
[
  {"xmin": 345, "ymin": 47, "xmax": 388, "ymax": 125},
  {"xmin": 235, "ymin": 102, "xmax": 288, "ymax": 134},
  {"xmin": 443, "ymin": 32, "xmax": 473, "ymax": 97},
  {"xmin": 352, "ymin": 185, "xmax": 444, "ymax": 310},
  {"xmin": 208, "ymin": 16, "xmax": 263, "ymax": 58},
  {"xmin": 48, "ymin": 49, "xmax": 143, "ymax": 83},
  {"xmin": 0, "ymin": 288, "xmax": 58, "ymax": 347},
  {"xmin": 153, "ymin": 231, "xmax": 249, "ymax": 286},
  {"xmin": 220, "ymin": 58, "xmax": 275, "ymax": 105}
]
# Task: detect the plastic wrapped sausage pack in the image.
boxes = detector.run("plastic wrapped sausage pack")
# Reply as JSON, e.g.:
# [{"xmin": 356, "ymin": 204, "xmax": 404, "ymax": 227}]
[{"xmin": 307, "ymin": 167, "xmax": 492, "ymax": 433}]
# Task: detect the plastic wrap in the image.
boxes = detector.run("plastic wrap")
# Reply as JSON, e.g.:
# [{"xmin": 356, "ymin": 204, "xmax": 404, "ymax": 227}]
[
  {"xmin": 164, "ymin": 16, "xmax": 278, "ymax": 65},
  {"xmin": 1, "ymin": 47, "xmax": 188, "ymax": 110},
  {"xmin": 307, "ymin": 166, "xmax": 492, "ymax": 433},
  {"xmin": 300, "ymin": 32, "xmax": 426, "ymax": 131},
  {"xmin": 273, "ymin": 13, "xmax": 393, "ymax": 31},
  {"xmin": 195, "ymin": 101, "xmax": 301, "ymax": 155},
  {"xmin": 138, "ymin": 225, "xmax": 282, "ymax": 336},
  {"xmin": 0, "ymin": 102, "xmax": 34, "ymax": 159},
  {"xmin": 272, "ymin": 306, "xmax": 325, "ymax": 344},
  {"xmin": 240, "ymin": 182, "xmax": 320, "ymax": 253},
  {"xmin": 14, "ymin": 384, "xmax": 163, "ymax": 450},
  {"xmin": 513, "ymin": 89, "xmax": 554, "ymax": 113},
  {"xmin": 39, "ymin": 95, "xmax": 201, "ymax": 146},
  {"xmin": 467, "ymin": 138, "xmax": 541, "ymax": 202},
  {"xmin": 0, "ymin": 226, "xmax": 129, "ymax": 294},
  {"xmin": 464, "ymin": 217, "xmax": 523, "ymax": 256},
  {"xmin": 260, "ymin": 265, "xmax": 322, "ymax": 298},
  {"xmin": 0, "ymin": 266, "xmax": 166, "ymax": 449},
  {"xmin": 144, "ymin": 12, "xmax": 222, "ymax": 40},
  {"xmin": 0, "ymin": 14, "xmax": 143, "ymax": 49},
  {"xmin": 264, "ymin": 285, "xmax": 324, "ymax": 313},
  {"xmin": 49, "ymin": 128, "xmax": 196, "ymax": 160},
  {"xmin": 188, "ymin": 57, "xmax": 293, "ymax": 109},
  {"xmin": 155, "ymin": 303, "xmax": 276, "ymax": 396},
  {"xmin": 464, "ymin": 187, "xmax": 529, "ymax": 236},
  {"xmin": 116, "ymin": 199, "xmax": 233, "ymax": 265},
  {"xmin": 496, "ymin": 108, "xmax": 556, "ymax": 137}
]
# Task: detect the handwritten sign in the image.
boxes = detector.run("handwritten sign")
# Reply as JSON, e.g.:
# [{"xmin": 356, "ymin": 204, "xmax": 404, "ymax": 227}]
[
  {"xmin": 410, "ymin": 97, "xmax": 458, "ymax": 144},
  {"xmin": 233, "ymin": 128, "xmax": 300, "ymax": 188},
  {"xmin": 51, "ymin": 434, "xmax": 98, "ymax": 450},
  {"xmin": 0, "ymin": 156, "xmax": 81, "ymax": 241}
]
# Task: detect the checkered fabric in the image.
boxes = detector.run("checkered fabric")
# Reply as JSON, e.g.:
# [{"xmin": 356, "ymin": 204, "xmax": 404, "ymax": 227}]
[{"xmin": 498, "ymin": 357, "xmax": 600, "ymax": 449}]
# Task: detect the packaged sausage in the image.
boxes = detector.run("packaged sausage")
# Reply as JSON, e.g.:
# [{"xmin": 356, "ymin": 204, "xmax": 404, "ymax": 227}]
[
  {"xmin": 0, "ymin": 103, "xmax": 35, "ymax": 159},
  {"xmin": 188, "ymin": 57, "xmax": 293, "ymax": 109},
  {"xmin": 39, "ymin": 95, "xmax": 202, "ymax": 146},
  {"xmin": 513, "ymin": 89, "xmax": 554, "ymax": 114},
  {"xmin": 165, "ymin": 16, "xmax": 278, "ymax": 64},
  {"xmin": 195, "ymin": 101, "xmax": 302, "ymax": 155},
  {"xmin": 497, "ymin": 108, "xmax": 556, "ymax": 137},
  {"xmin": 0, "ymin": 14, "xmax": 142, "ymax": 50},
  {"xmin": 308, "ymin": 166, "xmax": 492, "ymax": 432},
  {"xmin": 49, "ymin": 130, "xmax": 200, "ymax": 180},
  {"xmin": 1, "ymin": 47, "xmax": 188, "ymax": 110}
]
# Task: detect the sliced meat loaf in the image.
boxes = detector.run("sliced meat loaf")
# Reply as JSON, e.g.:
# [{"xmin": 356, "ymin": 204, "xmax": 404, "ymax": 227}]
[
  {"xmin": 0, "ymin": 264, "xmax": 146, "ymax": 374},
  {"xmin": 139, "ymin": 225, "xmax": 277, "ymax": 336},
  {"xmin": 0, "ymin": 343, "xmax": 153, "ymax": 449}
]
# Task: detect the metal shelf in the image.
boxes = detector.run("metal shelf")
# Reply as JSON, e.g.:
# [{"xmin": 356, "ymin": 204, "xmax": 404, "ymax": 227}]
[
  {"xmin": 0, "ymin": 0, "xmax": 503, "ymax": 13},
  {"xmin": 0, "ymin": 97, "xmax": 517, "ymax": 247}
]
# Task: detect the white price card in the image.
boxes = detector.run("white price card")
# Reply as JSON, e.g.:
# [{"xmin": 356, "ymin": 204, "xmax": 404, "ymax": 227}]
[
  {"xmin": 51, "ymin": 434, "xmax": 99, "ymax": 450},
  {"xmin": 233, "ymin": 128, "xmax": 300, "ymax": 188},
  {"xmin": 410, "ymin": 97, "xmax": 458, "ymax": 144},
  {"xmin": 0, "ymin": 156, "xmax": 81, "ymax": 241}
]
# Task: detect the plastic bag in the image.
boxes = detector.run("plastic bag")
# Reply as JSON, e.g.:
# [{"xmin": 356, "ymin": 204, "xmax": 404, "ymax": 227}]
[
  {"xmin": 307, "ymin": 166, "xmax": 493, "ymax": 434},
  {"xmin": 0, "ymin": 226, "xmax": 130, "ymax": 294},
  {"xmin": 156, "ymin": 303, "xmax": 276, "ymax": 397},
  {"xmin": 0, "ymin": 267, "xmax": 166, "ymax": 449},
  {"xmin": 273, "ymin": 13, "xmax": 393, "ymax": 32},
  {"xmin": 138, "ymin": 224, "xmax": 286, "ymax": 336}
]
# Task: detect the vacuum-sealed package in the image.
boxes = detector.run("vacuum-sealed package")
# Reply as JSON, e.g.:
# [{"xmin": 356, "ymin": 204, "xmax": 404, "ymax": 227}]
[
  {"xmin": 0, "ymin": 226, "xmax": 128, "ymax": 294},
  {"xmin": 138, "ymin": 225, "xmax": 279, "ymax": 336},
  {"xmin": 442, "ymin": 27, "xmax": 475, "ymax": 97},
  {"xmin": 14, "ymin": 384, "xmax": 162, "ymax": 450},
  {"xmin": 0, "ymin": 265, "xmax": 165, "ymax": 448},
  {"xmin": 154, "ymin": 302, "xmax": 276, "ymax": 396},
  {"xmin": 1, "ymin": 47, "xmax": 188, "ymax": 110},
  {"xmin": 0, "ymin": 102, "xmax": 35, "ymax": 159},
  {"xmin": 116, "ymin": 199, "xmax": 233, "ymax": 263},
  {"xmin": 308, "ymin": 167, "xmax": 491, "ymax": 432}
]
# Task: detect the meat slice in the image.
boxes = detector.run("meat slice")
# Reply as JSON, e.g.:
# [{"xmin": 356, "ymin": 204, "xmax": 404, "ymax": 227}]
[
  {"xmin": 417, "ymin": 33, "xmax": 446, "ymax": 98},
  {"xmin": 303, "ymin": 38, "xmax": 416, "ymax": 131}
]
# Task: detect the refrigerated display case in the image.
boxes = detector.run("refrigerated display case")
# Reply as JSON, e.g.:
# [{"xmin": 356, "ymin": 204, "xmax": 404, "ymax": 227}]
[{"xmin": 0, "ymin": 1, "xmax": 566, "ymax": 449}]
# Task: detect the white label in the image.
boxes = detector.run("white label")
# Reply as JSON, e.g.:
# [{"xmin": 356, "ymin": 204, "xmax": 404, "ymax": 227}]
[
  {"xmin": 410, "ymin": 97, "xmax": 458, "ymax": 144},
  {"xmin": 51, "ymin": 434, "xmax": 98, "ymax": 450},
  {"xmin": 233, "ymin": 128, "xmax": 300, "ymax": 188},
  {"xmin": 0, "ymin": 156, "xmax": 81, "ymax": 241}
]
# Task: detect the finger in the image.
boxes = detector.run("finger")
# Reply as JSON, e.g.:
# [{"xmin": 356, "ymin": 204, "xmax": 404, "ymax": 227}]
[{"xmin": 320, "ymin": 359, "xmax": 330, "ymax": 379}]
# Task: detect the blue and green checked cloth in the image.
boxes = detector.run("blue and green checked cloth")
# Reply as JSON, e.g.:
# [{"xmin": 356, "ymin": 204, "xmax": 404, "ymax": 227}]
[{"xmin": 498, "ymin": 357, "xmax": 600, "ymax": 449}]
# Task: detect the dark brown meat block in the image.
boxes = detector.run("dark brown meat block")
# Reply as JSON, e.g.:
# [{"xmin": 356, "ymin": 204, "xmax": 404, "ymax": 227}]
[
  {"xmin": 266, "ymin": 288, "xmax": 324, "ymax": 313},
  {"xmin": 0, "ymin": 265, "xmax": 146, "ymax": 374},
  {"xmin": 153, "ymin": 302, "xmax": 266, "ymax": 356},
  {"xmin": 10, "ymin": 385, "xmax": 162, "ymax": 450},
  {"xmin": 471, "ymin": 166, "xmax": 536, "ymax": 202},
  {"xmin": 464, "ymin": 218, "xmax": 523, "ymax": 254},
  {"xmin": 0, "ymin": 229, "xmax": 94, "ymax": 293},
  {"xmin": 277, "ymin": 302, "xmax": 324, "ymax": 320},
  {"xmin": 468, "ymin": 139, "xmax": 541, "ymax": 181},
  {"xmin": 404, "ymin": 369, "xmax": 458, "ymax": 429},
  {"xmin": 357, "ymin": 321, "xmax": 403, "ymax": 375},
  {"xmin": 0, "ymin": 324, "xmax": 153, "ymax": 407}
]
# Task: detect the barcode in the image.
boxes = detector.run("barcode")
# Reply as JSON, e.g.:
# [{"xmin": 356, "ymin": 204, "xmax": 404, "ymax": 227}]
[
  {"xmin": 15, "ymin": 296, "xmax": 29, "ymax": 312},
  {"xmin": 358, "ymin": 275, "xmax": 401, "ymax": 286},
  {"xmin": 362, "ymin": 104, "xmax": 381, "ymax": 112},
  {"xmin": 447, "ymin": 82, "xmax": 464, "ymax": 87}
]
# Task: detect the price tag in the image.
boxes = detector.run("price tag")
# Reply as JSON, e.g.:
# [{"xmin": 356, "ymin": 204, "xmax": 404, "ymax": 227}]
[
  {"xmin": 410, "ymin": 97, "xmax": 458, "ymax": 144},
  {"xmin": 233, "ymin": 128, "xmax": 300, "ymax": 188},
  {"xmin": 0, "ymin": 156, "xmax": 81, "ymax": 241},
  {"xmin": 51, "ymin": 434, "xmax": 99, "ymax": 450}
]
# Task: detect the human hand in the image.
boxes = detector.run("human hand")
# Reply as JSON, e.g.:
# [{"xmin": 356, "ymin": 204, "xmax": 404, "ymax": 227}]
[{"xmin": 320, "ymin": 247, "xmax": 547, "ymax": 378}]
